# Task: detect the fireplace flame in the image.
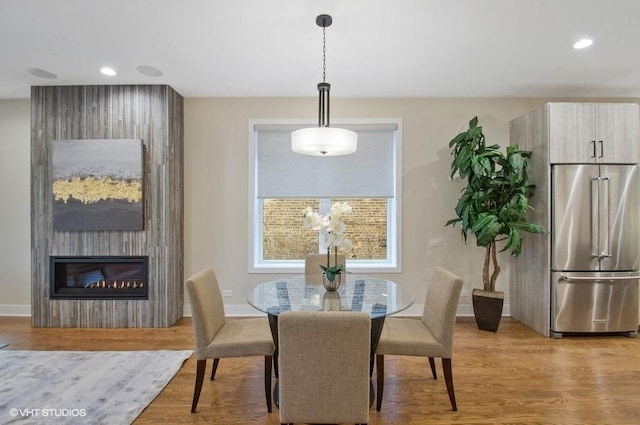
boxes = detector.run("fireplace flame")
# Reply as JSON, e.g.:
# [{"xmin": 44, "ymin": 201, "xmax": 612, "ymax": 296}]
[{"xmin": 81, "ymin": 280, "xmax": 145, "ymax": 290}]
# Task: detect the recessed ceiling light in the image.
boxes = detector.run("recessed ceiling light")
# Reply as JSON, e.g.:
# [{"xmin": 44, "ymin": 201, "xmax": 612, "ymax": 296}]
[
  {"xmin": 136, "ymin": 65, "xmax": 163, "ymax": 77},
  {"xmin": 100, "ymin": 67, "xmax": 117, "ymax": 76},
  {"xmin": 573, "ymin": 38, "xmax": 593, "ymax": 49},
  {"xmin": 27, "ymin": 68, "xmax": 58, "ymax": 79}
]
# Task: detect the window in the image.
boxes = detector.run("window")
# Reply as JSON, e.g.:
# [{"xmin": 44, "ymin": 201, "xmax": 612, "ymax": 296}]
[{"xmin": 249, "ymin": 119, "xmax": 402, "ymax": 273}]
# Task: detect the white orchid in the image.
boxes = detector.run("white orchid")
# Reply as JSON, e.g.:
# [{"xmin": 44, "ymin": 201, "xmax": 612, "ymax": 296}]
[
  {"xmin": 325, "ymin": 219, "xmax": 346, "ymax": 239},
  {"xmin": 339, "ymin": 237, "xmax": 353, "ymax": 254},
  {"xmin": 322, "ymin": 230, "xmax": 344, "ymax": 250},
  {"xmin": 329, "ymin": 201, "xmax": 352, "ymax": 220},
  {"xmin": 302, "ymin": 207, "xmax": 324, "ymax": 231},
  {"xmin": 303, "ymin": 202, "xmax": 353, "ymax": 282}
]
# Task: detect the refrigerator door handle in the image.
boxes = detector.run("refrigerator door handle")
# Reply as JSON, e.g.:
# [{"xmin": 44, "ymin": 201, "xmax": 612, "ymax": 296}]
[
  {"xmin": 598, "ymin": 177, "xmax": 611, "ymax": 260},
  {"xmin": 590, "ymin": 176, "xmax": 612, "ymax": 261},
  {"xmin": 590, "ymin": 177, "xmax": 600, "ymax": 260},
  {"xmin": 559, "ymin": 274, "xmax": 640, "ymax": 281}
]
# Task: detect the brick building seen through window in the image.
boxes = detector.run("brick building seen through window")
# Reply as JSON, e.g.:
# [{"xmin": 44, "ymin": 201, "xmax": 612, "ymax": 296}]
[{"xmin": 262, "ymin": 198, "xmax": 387, "ymax": 260}]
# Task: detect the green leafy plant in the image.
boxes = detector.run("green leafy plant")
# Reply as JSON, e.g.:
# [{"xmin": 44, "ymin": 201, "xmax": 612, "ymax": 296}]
[
  {"xmin": 319, "ymin": 248, "xmax": 343, "ymax": 283},
  {"xmin": 446, "ymin": 116, "xmax": 545, "ymax": 292}
]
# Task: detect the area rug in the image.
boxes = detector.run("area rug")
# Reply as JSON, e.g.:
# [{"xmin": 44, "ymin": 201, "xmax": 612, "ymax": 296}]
[{"xmin": 0, "ymin": 349, "xmax": 193, "ymax": 424}]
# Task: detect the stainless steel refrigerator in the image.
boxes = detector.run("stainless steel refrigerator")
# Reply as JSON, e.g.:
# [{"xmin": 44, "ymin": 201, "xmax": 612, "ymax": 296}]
[{"xmin": 551, "ymin": 164, "xmax": 640, "ymax": 337}]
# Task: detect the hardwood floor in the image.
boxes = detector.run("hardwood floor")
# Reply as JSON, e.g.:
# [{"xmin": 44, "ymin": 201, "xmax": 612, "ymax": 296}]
[{"xmin": 1, "ymin": 316, "xmax": 639, "ymax": 424}]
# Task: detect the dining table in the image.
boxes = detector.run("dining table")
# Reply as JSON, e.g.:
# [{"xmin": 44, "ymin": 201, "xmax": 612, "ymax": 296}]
[{"xmin": 246, "ymin": 273, "xmax": 415, "ymax": 404}]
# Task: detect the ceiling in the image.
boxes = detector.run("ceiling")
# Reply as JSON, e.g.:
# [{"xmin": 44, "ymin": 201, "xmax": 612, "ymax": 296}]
[{"xmin": 2, "ymin": 0, "xmax": 640, "ymax": 99}]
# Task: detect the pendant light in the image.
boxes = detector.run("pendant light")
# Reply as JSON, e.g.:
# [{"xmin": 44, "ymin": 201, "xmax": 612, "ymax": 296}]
[{"xmin": 291, "ymin": 14, "xmax": 358, "ymax": 156}]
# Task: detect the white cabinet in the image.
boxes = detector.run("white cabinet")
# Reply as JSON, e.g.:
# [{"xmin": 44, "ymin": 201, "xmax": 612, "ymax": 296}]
[{"xmin": 548, "ymin": 103, "xmax": 640, "ymax": 164}]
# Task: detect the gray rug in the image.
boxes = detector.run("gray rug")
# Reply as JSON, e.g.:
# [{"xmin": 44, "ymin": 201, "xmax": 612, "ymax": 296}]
[{"xmin": 0, "ymin": 349, "xmax": 193, "ymax": 424}]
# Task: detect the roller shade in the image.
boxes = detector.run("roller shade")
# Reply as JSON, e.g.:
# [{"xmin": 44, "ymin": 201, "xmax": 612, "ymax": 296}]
[{"xmin": 256, "ymin": 123, "xmax": 396, "ymax": 198}]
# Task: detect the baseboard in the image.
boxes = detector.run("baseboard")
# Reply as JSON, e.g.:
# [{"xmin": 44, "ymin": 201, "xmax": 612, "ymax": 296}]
[
  {"xmin": 0, "ymin": 304, "xmax": 31, "ymax": 316},
  {"xmin": 2, "ymin": 303, "xmax": 507, "ymax": 319},
  {"xmin": 181, "ymin": 303, "xmax": 494, "ymax": 318}
]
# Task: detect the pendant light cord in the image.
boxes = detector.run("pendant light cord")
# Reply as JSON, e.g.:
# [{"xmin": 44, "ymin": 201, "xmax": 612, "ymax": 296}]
[{"xmin": 322, "ymin": 25, "xmax": 326, "ymax": 83}]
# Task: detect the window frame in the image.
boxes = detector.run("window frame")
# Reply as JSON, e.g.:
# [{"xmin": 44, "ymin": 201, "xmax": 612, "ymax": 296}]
[{"xmin": 248, "ymin": 118, "xmax": 402, "ymax": 274}]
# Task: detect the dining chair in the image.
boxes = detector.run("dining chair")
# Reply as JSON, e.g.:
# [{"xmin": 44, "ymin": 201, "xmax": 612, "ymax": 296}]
[
  {"xmin": 185, "ymin": 268, "xmax": 275, "ymax": 413},
  {"xmin": 375, "ymin": 266, "xmax": 463, "ymax": 411},
  {"xmin": 304, "ymin": 253, "xmax": 346, "ymax": 275},
  {"xmin": 278, "ymin": 311, "xmax": 370, "ymax": 425}
]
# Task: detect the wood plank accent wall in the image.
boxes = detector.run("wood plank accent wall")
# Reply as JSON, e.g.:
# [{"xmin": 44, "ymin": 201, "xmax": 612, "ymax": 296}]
[
  {"xmin": 31, "ymin": 85, "xmax": 184, "ymax": 328},
  {"xmin": 509, "ymin": 107, "xmax": 552, "ymax": 336}
]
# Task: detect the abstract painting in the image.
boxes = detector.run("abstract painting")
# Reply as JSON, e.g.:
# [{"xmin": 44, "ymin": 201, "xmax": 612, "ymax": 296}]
[{"xmin": 52, "ymin": 139, "xmax": 144, "ymax": 231}]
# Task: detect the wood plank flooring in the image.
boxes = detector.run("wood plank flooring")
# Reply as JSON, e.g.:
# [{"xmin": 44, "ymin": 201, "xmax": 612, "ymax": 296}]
[{"xmin": 1, "ymin": 316, "xmax": 639, "ymax": 424}]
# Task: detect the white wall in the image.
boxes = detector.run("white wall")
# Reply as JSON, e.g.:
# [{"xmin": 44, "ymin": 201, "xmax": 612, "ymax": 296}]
[
  {"xmin": 0, "ymin": 99, "xmax": 31, "ymax": 315},
  {"xmin": 4, "ymin": 96, "xmax": 633, "ymax": 318},
  {"xmin": 182, "ymin": 97, "xmax": 550, "ymax": 316}
]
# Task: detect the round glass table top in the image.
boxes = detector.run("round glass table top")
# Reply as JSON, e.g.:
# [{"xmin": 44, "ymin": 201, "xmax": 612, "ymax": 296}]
[{"xmin": 247, "ymin": 274, "xmax": 415, "ymax": 319}]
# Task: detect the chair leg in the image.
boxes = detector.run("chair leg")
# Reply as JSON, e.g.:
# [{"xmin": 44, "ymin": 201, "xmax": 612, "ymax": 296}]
[
  {"xmin": 442, "ymin": 358, "xmax": 457, "ymax": 411},
  {"xmin": 375, "ymin": 354, "xmax": 384, "ymax": 411},
  {"xmin": 264, "ymin": 355, "xmax": 273, "ymax": 413},
  {"xmin": 210, "ymin": 358, "xmax": 219, "ymax": 381},
  {"xmin": 268, "ymin": 313, "xmax": 279, "ymax": 379},
  {"xmin": 429, "ymin": 357, "xmax": 437, "ymax": 379},
  {"xmin": 191, "ymin": 359, "xmax": 207, "ymax": 413},
  {"xmin": 273, "ymin": 354, "xmax": 279, "ymax": 379}
]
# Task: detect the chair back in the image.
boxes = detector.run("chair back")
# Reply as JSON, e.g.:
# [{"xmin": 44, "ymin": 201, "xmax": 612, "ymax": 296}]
[
  {"xmin": 278, "ymin": 311, "xmax": 370, "ymax": 424},
  {"xmin": 421, "ymin": 267, "xmax": 464, "ymax": 357},
  {"xmin": 185, "ymin": 268, "xmax": 227, "ymax": 359},
  {"xmin": 304, "ymin": 253, "xmax": 346, "ymax": 275}
]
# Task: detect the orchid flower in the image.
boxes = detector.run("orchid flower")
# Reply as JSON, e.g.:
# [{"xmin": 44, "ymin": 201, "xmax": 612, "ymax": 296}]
[{"xmin": 302, "ymin": 202, "xmax": 353, "ymax": 282}]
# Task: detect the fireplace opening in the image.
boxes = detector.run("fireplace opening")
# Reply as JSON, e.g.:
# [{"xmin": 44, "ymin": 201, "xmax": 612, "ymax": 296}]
[{"xmin": 50, "ymin": 256, "xmax": 148, "ymax": 300}]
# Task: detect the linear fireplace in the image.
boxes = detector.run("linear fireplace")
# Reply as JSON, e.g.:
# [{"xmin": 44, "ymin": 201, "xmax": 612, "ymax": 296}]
[{"xmin": 50, "ymin": 256, "xmax": 148, "ymax": 300}]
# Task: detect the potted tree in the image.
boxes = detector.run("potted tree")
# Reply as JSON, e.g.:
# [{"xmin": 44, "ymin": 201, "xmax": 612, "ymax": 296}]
[{"xmin": 445, "ymin": 116, "xmax": 545, "ymax": 331}]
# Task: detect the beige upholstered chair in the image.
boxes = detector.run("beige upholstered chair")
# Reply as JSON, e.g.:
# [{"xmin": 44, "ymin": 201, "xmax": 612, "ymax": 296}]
[
  {"xmin": 376, "ymin": 267, "xmax": 463, "ymax": 412},
  {"xmin": 278, "ymin": 311, "xmax": 370, "ymax": 425},
  {"xmin": 304, "ymin": 253, "xmax": 346, "ymax": 276},
  {"xmin": 185, "ymin": 268, "xmax": 275, "ymax": 413}
]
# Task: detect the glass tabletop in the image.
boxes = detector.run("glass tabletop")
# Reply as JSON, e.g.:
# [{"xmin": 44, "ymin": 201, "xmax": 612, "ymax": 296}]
[{"xmin": 246, "ymin": 274, "xmax": 415, "ymax": 319}]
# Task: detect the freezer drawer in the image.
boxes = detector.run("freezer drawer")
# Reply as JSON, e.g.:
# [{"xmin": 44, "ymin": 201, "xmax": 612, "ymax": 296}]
[{"xmin": 551, "ymin": 272, "xmax": 639, "ymax": 334}]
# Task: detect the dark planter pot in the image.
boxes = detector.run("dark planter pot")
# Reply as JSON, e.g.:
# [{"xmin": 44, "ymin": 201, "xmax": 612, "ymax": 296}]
[{"xmin": 472, "ymin": 290, "xmax": 504, "ymax": 332}]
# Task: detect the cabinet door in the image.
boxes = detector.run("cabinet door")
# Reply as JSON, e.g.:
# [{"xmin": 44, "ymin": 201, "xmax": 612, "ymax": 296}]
[
  {"xmin": 595, "ymin": 103, "xmax": 640, "ymax": 164},
  {"xmin": 548, "ymin": 103, "xmax": 597, "ymax": 163},
  {"xmin": 549, "ymin": 103, "xmax": 640, "ymax": 164}
]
